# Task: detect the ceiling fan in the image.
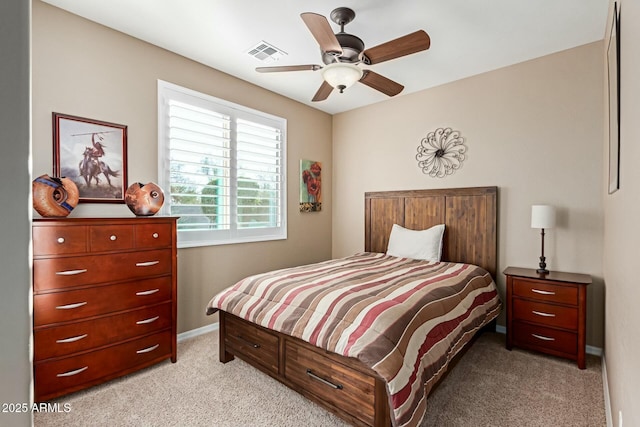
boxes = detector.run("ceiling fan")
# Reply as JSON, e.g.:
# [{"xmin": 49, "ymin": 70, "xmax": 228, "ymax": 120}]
[{"xmin": 256, "ymin": 7, "xmax": 431, "ymax": 102}]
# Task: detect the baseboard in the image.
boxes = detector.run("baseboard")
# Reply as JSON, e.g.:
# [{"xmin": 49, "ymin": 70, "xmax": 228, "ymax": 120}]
[
  {"xmin": 602, "ymin": 353, "xmax": 613, "ymax": 427},
  {"xmin": 494, "ymin": 324, "xmax": 603, "ymax": 356},
  {"xmin": 177, "ymin": 322, "xmax": 219, "ymax": 342}
]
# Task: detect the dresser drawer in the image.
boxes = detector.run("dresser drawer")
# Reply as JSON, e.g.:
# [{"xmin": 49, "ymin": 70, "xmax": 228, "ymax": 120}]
[
  {"xmin": 33, "ymin": 226, "xmax": 88, "ymax": 256},
  {"xmin": 512, "ymin": 321, "xmax": 577, "ymax": 356},
  {"xmin": 224, "ymin": 315, "xmax": 279, "ymax": 374},
  {"xmin": 512, "ymin": 298, "xmax": 578, "ymax": 330},
  {"xmin": 135, "ymin": 223, "xmax": 173, "ymax": 249},
  {"xmin": 284, "ymin": 340, "xmax": 375, "ymax": 425},
  {"xmin": 35, "ymin": 302, "xmax": 172, "ymax": 361},
  {"xmin": 33, "ymin": 249, "xmax": 172, "ymax": 292},
  {"xmin": 35, "ymin": 330, "xmax": 171, "ymax": 400},
  {"xmin": 34, "ymin": 276, "xmax": 172, "ymax": 326},
  {"xmin": 89, "ymin": 225, "xmax": 134, "ymax": 252},
  {"xmin": 512, "ymin": 278, "xmax": 578, "ymax": 305}
]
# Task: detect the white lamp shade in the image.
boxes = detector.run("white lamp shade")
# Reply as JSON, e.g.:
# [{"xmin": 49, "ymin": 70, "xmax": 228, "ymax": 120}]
[
  {"xmin": 322, "ymin": 63, "xmax": 363, "ymax": 89},
  {"xmin": 531, "ymin": 205, "xmax": 556, "ymax": 229}
]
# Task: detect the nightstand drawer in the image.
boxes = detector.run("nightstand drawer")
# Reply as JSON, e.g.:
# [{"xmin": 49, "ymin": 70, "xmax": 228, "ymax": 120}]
[
  {"xmin": 512, "ymin": 278, "xmax": 577, "ymax": 305},
  {"xmin": 513, "ymin": 298, "xmax": 577, "ymax": 330},
  {"xmin": 512, "ymin": 322, "xmax": 577, "ymax": 356}
]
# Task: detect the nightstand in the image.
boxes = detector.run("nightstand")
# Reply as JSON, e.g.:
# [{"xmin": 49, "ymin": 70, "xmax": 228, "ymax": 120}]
[{"xmin": 504, "ymin": 266, "xmax": 591, "ymax": 369}]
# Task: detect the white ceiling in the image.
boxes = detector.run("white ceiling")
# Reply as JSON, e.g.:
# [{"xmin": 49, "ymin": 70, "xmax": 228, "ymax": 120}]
[{"xmin": 41, "ymin": 0, "xmax": 609, "ymax": 115}]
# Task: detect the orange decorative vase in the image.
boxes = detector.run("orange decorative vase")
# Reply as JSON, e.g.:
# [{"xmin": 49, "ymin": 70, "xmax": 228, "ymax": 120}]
[
  {"xmin": 32, "ymin": 175, "xmax": 80, "ymax": 217},
  {"xmin": 125, "ymin": 182, "xmax": 165, "ymax": 216}
]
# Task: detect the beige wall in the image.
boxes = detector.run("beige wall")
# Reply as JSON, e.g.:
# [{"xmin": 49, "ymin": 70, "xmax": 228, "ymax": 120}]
[
  {"xmin": 32, "ymin": 1, "xmax": 333, "ymax": 333},
  {"xmin": 603, "ymin": 1, "xmax": 640, "ymax": 426},
  {"xmin": 332, "ymin": 42, "xmax": 605, "ymax": 348}
]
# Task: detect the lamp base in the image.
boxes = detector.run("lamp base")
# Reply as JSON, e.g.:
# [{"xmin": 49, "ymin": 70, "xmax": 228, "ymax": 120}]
[{"xmin": 537, "ymin": 255, "xmax": 548, "ymax": 274}]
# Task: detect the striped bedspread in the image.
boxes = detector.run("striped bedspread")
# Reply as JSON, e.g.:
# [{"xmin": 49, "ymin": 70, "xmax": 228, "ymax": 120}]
[{"xmin": 206, "ymin": 252, "xmax": 501, "ymax": 427}]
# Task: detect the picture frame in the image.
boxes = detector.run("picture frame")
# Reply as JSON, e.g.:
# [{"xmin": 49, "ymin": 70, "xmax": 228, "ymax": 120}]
[
  {"xmin": 607, "ymin": 2, "xmax": 620, "ymax": 194},
  {"xmin": 299, "ymin": 159, "xmax": 322, "ymax": 212},
  {"xmin": 53, "ymin": 113, "xmax": 128, "ymax": 203}
]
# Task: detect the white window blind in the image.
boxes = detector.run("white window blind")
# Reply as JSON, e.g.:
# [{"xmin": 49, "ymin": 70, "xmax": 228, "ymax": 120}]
[{"xmin": 158, "ymin": 80, "xmax": 286, "ymax": 248}]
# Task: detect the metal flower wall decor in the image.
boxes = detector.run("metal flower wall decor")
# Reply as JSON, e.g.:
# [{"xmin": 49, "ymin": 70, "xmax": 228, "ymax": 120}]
[{"xmin": 416, "ymin": 127, "xmax": 467, "ymax": 177}]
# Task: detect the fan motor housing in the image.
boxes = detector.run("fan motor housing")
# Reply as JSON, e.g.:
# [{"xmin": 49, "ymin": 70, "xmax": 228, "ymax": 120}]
[{"xmin": 322, "ymin": 32, "xmax": 364, "ymax": 64}]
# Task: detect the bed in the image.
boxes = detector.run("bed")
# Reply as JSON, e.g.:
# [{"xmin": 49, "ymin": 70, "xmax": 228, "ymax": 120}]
[{"xmin": 206, "ymin": 186, "xmax": 500, "ymax": 427}]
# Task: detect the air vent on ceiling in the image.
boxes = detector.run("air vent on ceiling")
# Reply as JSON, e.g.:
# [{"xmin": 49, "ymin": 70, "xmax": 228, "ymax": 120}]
[{"xmin": 247, "ymin": 41, "xmax": 287, "ymax": 62}]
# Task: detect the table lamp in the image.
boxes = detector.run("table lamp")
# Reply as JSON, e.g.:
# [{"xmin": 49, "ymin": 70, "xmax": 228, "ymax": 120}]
[{"xmin": 531, "ymin": 205, "xmax": 556, "ymax": 274}]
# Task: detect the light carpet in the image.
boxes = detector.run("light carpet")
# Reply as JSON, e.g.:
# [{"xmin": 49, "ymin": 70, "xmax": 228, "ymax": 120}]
[{"xmin": 34, "ymin": 331, "xmax": 605, "ymax": 427}]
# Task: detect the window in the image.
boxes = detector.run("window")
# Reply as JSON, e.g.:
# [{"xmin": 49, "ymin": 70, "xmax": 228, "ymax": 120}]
[{"xmin": 158, "ymin": 81, "xmax": 287, "ymax": 248}]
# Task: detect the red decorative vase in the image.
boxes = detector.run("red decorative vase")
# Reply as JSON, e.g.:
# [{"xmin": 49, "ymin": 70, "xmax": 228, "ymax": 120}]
[
  {"xmin": 32, "ymin": 175, "xmax": 79, "ymax": 217},
  {"xmin": 125, "ymin": 182, "xmax": 165, "ymax": 216}
]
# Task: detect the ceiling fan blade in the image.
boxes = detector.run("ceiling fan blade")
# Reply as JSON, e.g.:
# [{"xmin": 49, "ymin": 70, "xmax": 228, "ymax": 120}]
[
  {"xmin": 300, "ymin": 12, "xmax": 342, "ymax": 55},
  {"xmin": 312, "ymin": 81, "xmax": 334, "ymax": 102},
  {"xmin": 362, "ymin": 30, "xmax": 431, "ymax": 65},
  {"xmin": 359, "ymin": 70, "xmax": 404, "ymax": 97},
  {"xmin": 256, "ymin": 65, "xmax": 322, "ymax": 73}
]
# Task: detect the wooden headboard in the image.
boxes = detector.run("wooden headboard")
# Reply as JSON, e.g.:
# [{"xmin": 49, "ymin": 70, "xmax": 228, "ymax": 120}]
[{"xmin": 364, "ymin": 186, "xmax": 497, "ymax": 278}]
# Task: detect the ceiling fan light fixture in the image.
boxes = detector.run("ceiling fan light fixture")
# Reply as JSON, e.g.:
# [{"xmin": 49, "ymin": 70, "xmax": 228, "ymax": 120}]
[{"xmin": 322, "ymin": 63, "xmax": 363, "ymax": 93}]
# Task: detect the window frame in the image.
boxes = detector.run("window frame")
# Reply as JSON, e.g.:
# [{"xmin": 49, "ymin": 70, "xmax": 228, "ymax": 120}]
[{"xmin": 158, "ymin": 80, "xmax": 287, "ymax": 248}]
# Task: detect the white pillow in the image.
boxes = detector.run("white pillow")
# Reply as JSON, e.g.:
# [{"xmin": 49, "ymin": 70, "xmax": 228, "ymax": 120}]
[{"xmin": 386, "ymin": 223, "xmax": 445, "ymax": 262}]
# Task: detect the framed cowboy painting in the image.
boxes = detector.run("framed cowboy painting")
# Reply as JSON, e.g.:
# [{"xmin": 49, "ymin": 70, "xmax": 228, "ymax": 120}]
[{"xmin": 53, "ymin": 112, "xmax": 128, "ymax": 203}]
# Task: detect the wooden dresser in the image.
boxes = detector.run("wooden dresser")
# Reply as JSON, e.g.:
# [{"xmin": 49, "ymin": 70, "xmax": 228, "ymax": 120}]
[
  {"xmin": 33, "ymin": 217, "xmax": 177, "ymax": 401},
  {"xmin": 504, "ymin": 266, "xmax": 591, "ymax": 369}
]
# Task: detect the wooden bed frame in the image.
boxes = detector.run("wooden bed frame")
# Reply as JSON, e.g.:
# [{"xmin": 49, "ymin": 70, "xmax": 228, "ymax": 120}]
[{"xmin": 218, "ymin": 186, "xmax": 498, "ymax": 427}]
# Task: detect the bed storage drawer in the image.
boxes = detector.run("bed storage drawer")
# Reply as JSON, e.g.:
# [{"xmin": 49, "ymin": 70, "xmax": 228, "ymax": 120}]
[
  {"xmin": 284, "ymin": 340, "xmax": 376, "ymax": 425},
  {"xmin": 224, "ymin": 315, "xmax": 279, "ymax": 374}
]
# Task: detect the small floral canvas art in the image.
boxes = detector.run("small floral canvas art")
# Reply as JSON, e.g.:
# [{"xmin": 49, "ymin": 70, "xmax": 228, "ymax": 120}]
[{"xmin": 300, "ymin": 159, "xmax": 322, "ymax": 212}]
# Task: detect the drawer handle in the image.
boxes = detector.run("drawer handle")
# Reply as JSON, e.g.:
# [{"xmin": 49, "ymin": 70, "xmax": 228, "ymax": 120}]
[
  {"xmin": 531, "ymin": 288, "xmax": 555, "ymax": 295},
  {"xmin": 306, "ymin": 369, "xmax": 343, "ymax": 390},
  {"xmin": 136, "ymin": 316, "xmax": 160, "ymax": 325},
  {"xmin": 57, "ymin": 366, "xmax": 88, "ymax": 377},
  {"xmin": 136, "ymin": 344, "xmax": 160, "ymax": 354},
  {"xmin": 236, "ymin": 335, "xmax": 260, "ymax": 349},
  {"xmin": 55, "ymin": 269, "xmax": 88, "ymax": 276},
  {"xmin": 136, "ymin": 288, "xmax": 160, "ymax": 296},
  {"xmin": 531, "ymin": 333, "xmax": 556, "ymax": 341},
  {"xmin": 56, "ymin": 302, "xmax": 87, "ymax": 310},
  {"xmin": 57, "ymin": 237, "xmax": 65, "ymax": 244},
  {"xmin": 136, "ymin": 261, "xmax": 160, "ymax": 267},
  {"xmin": 532, "ymin": 310, "xmax": 556, "ymax": 317},
  {"xmin": 152, "ymin": 233, "xmax": 159, "ymax": 238},
  {"xmin": 56, "ymin": 334, "xmax": 88, "ymax": 343},
  {"xmin": 110, "ymin": 235, "xmax": 117, "ymax": 241}
]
